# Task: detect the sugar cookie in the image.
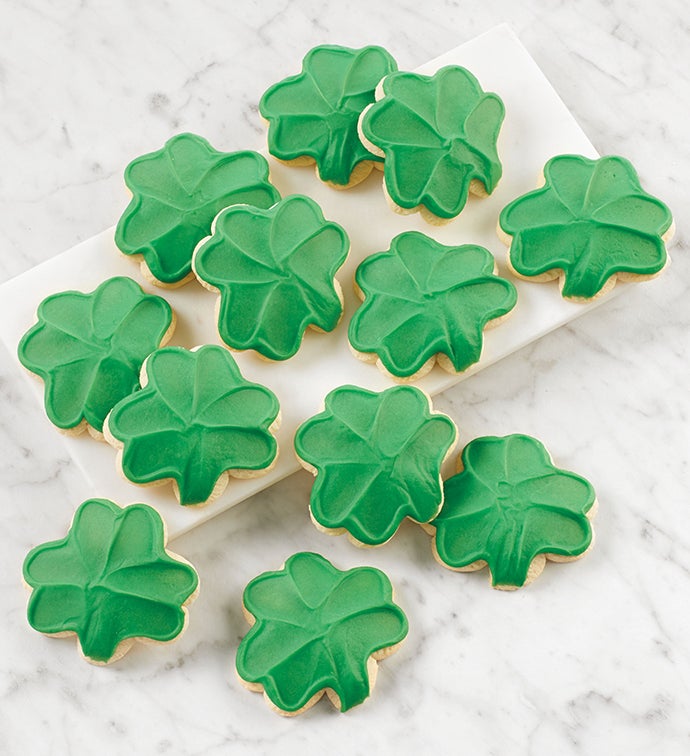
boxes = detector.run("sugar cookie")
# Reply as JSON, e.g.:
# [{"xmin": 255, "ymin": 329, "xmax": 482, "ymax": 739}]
[
  {"xmin": 236, "ymin": 552, "xmax": 408, "ymax": 714},
  {"xmin": 22, "ymin": 498, "xmax": 199, "ymax": 664}
]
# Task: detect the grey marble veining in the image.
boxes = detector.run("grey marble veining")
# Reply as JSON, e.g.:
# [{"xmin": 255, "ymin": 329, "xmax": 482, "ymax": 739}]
[{"xmin": 1, "ymin": 1, "xmax": 689, "ymax": 754}]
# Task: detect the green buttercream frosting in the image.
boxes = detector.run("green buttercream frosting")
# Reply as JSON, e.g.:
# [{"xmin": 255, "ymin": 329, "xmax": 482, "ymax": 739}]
[
  {"xmin": 106, "ymin": 345, "xmax": 279, "ymax": 505},
  {"xmin": 236, "ymin": 552, "xmax": 408, "ymax": 713},
  {"xmin": 22, "ymin": 498, "xmax": 199, "ymax": 663},
  {"xmin": 499, "ymin": 154, "xmax": 673, "ymax": 299},
  {"xmin": 360, "ymin": 65, "xmax": 504, "ymax": 218},
  {"xmin": 115, "ymin": 133, "xmax": 280, "ymax": 284},
  {"xmin": 349, "ymin": 232, "xmax": 517, "ymax": 378},
  {"xmin": 193, "ymin": 194, "xmax": 349, "ymax": 361},
  {"xmin": 260, "ymin": 45, "xmax": 398, "ymax": 186},
  {"xmin": 295, "ymin": 385, "xmax": 457, "ymax": 546},
  {"xmin": 433, "ymin": 435, "xmax": 596, "ymax": 588},
  {"xmin": 17, "ymin": 276, "xmax": 173, "ymax": 433}
]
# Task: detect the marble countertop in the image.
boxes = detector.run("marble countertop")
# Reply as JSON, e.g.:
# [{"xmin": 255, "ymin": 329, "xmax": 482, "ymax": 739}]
[{"xmin": 1, "ymin": 1, "xmax": 688, "ymax": 753}]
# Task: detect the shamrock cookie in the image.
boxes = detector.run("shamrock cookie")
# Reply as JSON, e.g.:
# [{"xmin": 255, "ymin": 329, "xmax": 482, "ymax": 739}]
[
  {"xmin": 104, "ymin": 345, "xmax": 280, "ymax": 505},
  {"xmin": 429, "ymin": 434, "xmax": 597, "ymax": 590},
  {"xmin": 294, "ymin": 385, "xmax": 457, "ymax": 546},
  {"xmin": 115, "ymin": 133, "xmax": 280, "ymax": 287},
  {"xmin": 498, "ymin": 154, "xmax": 674, "ymax": 300},
  {"xmin": 359, "ymin": 65, "xmax": 504, "ymax": 223},
  {"xmin": 22, "ymin": 498, "xmax": 199, "ymax": 664},
  {"xmin": 193, "ymin": 195, "xmax": 349, "ymax": 361},
  {"xmin": 348, "ymin": 232, "xmax": 517, "ymax": 381},
  {"xmin": 17, "ymin": 276, "xmax": 174, "ymax": 438},
  {"xmin": 260, "ymin": 45, "xmax": 397, "ymax": 188},
  {"xmin": 236, "ymin": 552, "xmax": 408, "ymax": 715}
]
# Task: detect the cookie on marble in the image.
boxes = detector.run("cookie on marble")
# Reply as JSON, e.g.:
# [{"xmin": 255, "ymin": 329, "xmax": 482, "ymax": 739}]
[
  {"xmin": 348, "ymin": 232, "xmax": 517, "ymax": 381},
  {"xmin": 428, "ymin": 434, "xmax": 597, "ymax": 590},
  {"xmin": 260, "ymin": 45, "xmax": 397, "ymax": 188},
  {"xmin": 358, "ymin": 65, "xmax": 504, "ymax": 223},
  {"xmin": 235, "ymin": 552, "xmax": 408, "ymax": 715},
  {"xmin": 294, "ymin": 384, "xmax": 457, "ymax": 546},
  {"xmin": 115, "ymin": 132, "xmax": 280, "ymax": 287},
  {"xmin": 22, "ymin": 498, "xmax": 199, "ymax": 665},
  {"xmin": 192, "ymin": 194, "xmax": 349, "ymax": 361},
  {"xmin": 17, "ymin": 276, "xmax": 174, "ymax": 439},
  {"xmin": 498, "ymin": 154, "xmax": 674, "ymax": 300},
  {"xmin": 103, "ymin": 345, "xmax": 280, "ymax": 506}
]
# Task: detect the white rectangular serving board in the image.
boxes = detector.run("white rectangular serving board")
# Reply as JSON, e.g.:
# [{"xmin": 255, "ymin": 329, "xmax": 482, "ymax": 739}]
[{"xmin": 0, "ymin": 24, "xmax": 612, "ymax": 539}]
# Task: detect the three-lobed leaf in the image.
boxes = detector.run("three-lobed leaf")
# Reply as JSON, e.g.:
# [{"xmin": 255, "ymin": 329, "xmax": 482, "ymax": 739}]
[
  {"xmin": 260, "ymin": 45, "xmax": 397, "ymax": 185},
  {"xmin": 193, "ymin": 195, "xmax": 349, "ymax": 361},
  {"xmin": 349, "ymin": 232, "xmax": 517, "ymax": 377},
  {"xmin": 17, "ymin": 276, "xmax": 173, "ymax": 433},
  {"xmin": 433, "ymin": 435, "xmax": 596, "ymax": 588},
  {"xmin": 360, "ymin": 66, "xmax": 504, "ymax": 218},
  {"xmin": 115, "ymin": 133, "xmax": 280, "ymax": 284},
  {"xmin": 23, "ymin": 498, "xmax": 198, "ymax": 663},
  {"xmin": 500, "ymin": 154, "xmax": 673, "ymax": 299},
  {"xmin": 295, "ymin": 385, "xmax": 457, "ymax": 545},
  {"xmin": 236, "ymin": 552, "xmax": 408, "ymax": 712},
  {"xmin": 106, "ymin": 345, "xmax": 279, "ymax": 505}
]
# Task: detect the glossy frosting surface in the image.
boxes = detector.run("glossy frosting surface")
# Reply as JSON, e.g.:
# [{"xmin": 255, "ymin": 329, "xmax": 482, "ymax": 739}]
[
  {"xmin": 106, "ymin": 345, "xmax": 279, "ymax": 505},
  {"xmin": 236, "ymin": 552, "xmax": 408, "ymax": 713},
  {"xmin": 433, "ymin": 434, "xmax": 596, "ymax": 587},
  {"xmin": 295, "ymin": 384, "xmax": 457, "ymax": 545},
  {"xmin": 17, "ymin": 276, "xmax": 173, "ymax": 432},
  {"xmin": 115, "ymin": 133, "xmax": 280, "ymax": 284},
  {"xmin": 193, "ymin": 194, "xmax": 349, "ymax": 361},
  {"xmin": 360, "ymin": 65, "xmax": 504, "ymax": 217},
  {"xmin": 260, "ymin": 45, "xmax": 397, "ymax": 186},
  {"xmin": 500, "ymin": 154, "xmax": 673, "ymax": 299},
  {"xmin": 349, "ymin": 232, "xmax": 517, "ymax": 377},
  {"xmin": 22, "ymin": 498, "xmax": 199, "ymax": 663}
]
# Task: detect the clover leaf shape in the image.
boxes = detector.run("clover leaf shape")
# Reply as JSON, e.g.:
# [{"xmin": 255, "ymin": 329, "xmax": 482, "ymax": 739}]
[
  {"xmin": 348, "ymin": 232, "xmax": 517, "ymax": 380},
  {"xmin": 260, "ymin": 45, "xmax": 397, "ymax": 187},
  {"xmin": 23, "ymin": 498, "xmax": 199, "ymax": 664},
  {"xmin": 193, "ymin": 195, "xmax": 349, "ymax": 361},
  {"xmin": 104, "ymin": 345, "xmax": 280, "ymax": 505},
  {"xmin": 236, "ymin": 552, "xmax": 408, "ymax": 714},
  {"xmin": 359, "ymin": 65, "xmax": 504, "ymax": 220},
  {"xmin": 115, "ymin": 133, "xmax": 280, "ymax": 285},
  {"xmin": 431, "ymin": 435, "xmax": 597, "ymax": 590},
  {"xmin": 295, "ymin": 385, "xmax": 457, "ymax": 546},
  {"xmin": 499, "ymin": 154, "xmax": 674, "ymax": 300},
  {"xmin": 17, "ymin": 276, "xmax": 174, "ymax": 435}
]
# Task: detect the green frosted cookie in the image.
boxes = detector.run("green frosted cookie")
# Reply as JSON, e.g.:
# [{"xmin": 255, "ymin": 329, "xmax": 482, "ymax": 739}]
[
  {"xmin": 193, "ymin": 195, "xmax": 349, "ymax": 361},
  {"xmin": 349, "ymin": 232, "xmax": 517, "ymax": 381},
  {"xmin": 115, "ymin": 133, "xmax": 280, "ymax": 286},
  {"xmin": 260, "ymin": 45, "xmax": 397, "ymax": 188},
  {"xmin": 499, "ymin": 154, "xmax": 674, "ymax": 300},
  {"xmin": 104, "ymin": 345, "xmax": 280, "ymax": 505},
  {"xmin": 23, "ymin": 498, "xmax": 199, "ymax": 664},
  {"xmin": 431, "ymin": 435, "xmax": 597, "ymax": 590},
  {"xmin": 295, "ymin": 384, "xmax": 457, "ymax": 546},
  {"xmin": 17, "ymin": 276, "xmax": 174, "ymax": 436},
  {"xmin": 236, "ymin": 552, "xmax": 408, "ymax": 715},
  {"xmin": 359, "ymin": 65, "xmax": 504, "ymax": 222}
]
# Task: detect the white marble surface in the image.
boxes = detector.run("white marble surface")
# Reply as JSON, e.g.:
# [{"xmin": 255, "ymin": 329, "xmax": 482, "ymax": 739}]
[{"xmin": 1, "ymin": 1, "xmax": 689, "ymax": 754}]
